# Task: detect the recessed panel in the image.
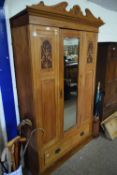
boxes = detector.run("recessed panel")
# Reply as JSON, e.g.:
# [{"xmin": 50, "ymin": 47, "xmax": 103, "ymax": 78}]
[{"xmin": 41, "ymin": 79, "xmax": 56, "ymax": 144}]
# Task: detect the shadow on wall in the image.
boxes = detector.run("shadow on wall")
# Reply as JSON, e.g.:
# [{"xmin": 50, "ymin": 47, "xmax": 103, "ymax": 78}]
[{"xmin": 0, "ymin": 123, "xmax": 4, "ymax": 155}]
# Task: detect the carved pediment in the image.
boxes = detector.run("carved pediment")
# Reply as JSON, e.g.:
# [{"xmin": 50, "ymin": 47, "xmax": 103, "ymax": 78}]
[
  {"xmin": 85, "ymin": 9, "xmax": 103, "ymax": 24},
  {"xmin": 70, "ymin": 5, "xmax": 83, "ymax": 16},
  {"xmin": 30, "ymin": 1, "xmax": 68, "ymax": 12},
  {"xmin": 25, "ymin": 1, "xmax": 104, "ymax": 28}
]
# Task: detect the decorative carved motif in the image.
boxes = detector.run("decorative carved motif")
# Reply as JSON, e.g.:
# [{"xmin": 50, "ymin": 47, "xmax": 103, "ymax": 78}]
[
  {"xmin": 51, "ymin": 2, "xmax": 68, "ymax": 12},
  {"xmin": 85, "ymin": 9, "xmax": 96, "ymax": 19},
  {"xmin": 30, "ymin": 1, "xmax": 68, "ymax": 12},
  {"xmin": 87, "ymin": 41, "xmax": 93, "ymax": 63},
  {"xmin": 70, "ymin": 5, "xmax": 83, "ymax": 16},
  {"xmin": 28, "ymin": 1, "xmax": 104, "ymax": 27},
  {"xmin": 41, "ymin": 40, "xmax": 52, "ymax": 69}
]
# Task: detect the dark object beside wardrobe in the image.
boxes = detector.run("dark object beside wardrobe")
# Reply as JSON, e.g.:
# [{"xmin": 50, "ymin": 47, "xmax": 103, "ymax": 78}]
[{"xmin": 96, "ymin": 42, "xmax": 117, "ymax": 120}]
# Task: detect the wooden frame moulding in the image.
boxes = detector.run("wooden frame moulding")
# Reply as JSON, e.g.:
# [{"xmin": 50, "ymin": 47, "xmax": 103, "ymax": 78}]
[{"xmin": 10, "ymin": 1, "xmax": 104, "ymax": 32}]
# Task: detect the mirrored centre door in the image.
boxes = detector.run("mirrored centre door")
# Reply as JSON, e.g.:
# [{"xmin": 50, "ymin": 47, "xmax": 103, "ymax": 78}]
[{"xmin": 59, "ymin": 29, "xmax": 82, "ymax": 137}]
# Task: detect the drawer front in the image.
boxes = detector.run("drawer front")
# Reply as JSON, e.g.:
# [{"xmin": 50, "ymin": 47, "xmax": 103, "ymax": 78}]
[{"xmin": 44, "ymin": 123, "xmax": 91, "ymax": 168}]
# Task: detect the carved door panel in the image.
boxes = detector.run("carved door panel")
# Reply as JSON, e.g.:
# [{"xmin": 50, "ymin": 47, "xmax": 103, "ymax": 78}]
[
  {"xmin": 29, "ymin": 25, "xmax": 60, "ymax": 148},
  {"xmin": 79, "ymin": 32, "xmax": 98, "ymax": 125},
  {"xmin": 60, "ymin": 29, "xmax": 84, "ymax": 138},
  {"xmin": 59, "ymin": 30, "xmax": 97, "ymax": 139}
]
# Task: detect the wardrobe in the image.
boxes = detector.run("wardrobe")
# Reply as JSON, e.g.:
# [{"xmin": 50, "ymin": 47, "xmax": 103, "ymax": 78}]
[
  {"xmin": 96, "ymin": 42, "xmax": 117, "ymax": 120},
  {"xmin": 10, "ymin": 2, "xmax": 103, "ymax": 174}
]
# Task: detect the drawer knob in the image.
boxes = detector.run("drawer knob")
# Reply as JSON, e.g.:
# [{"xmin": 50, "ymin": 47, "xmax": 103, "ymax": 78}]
[
  {"xmin": 80, "ymin": 131, "xmax": 84, "ymax": 136},
  {"xmin": 55, "ymin": 148, "xmax": 61, "ymax": 154}
]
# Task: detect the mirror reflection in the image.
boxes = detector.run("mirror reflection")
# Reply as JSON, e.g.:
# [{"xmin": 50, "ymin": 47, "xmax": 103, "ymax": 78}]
[{"xmin": 64, "ymin": 38, "xmax": 79, "ymax": 131}]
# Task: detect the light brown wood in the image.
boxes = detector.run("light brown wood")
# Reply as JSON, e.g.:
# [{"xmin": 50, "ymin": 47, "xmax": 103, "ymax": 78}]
[
  {"xmin": 28, "ymin": 25, "xmax": 60, "ymax": 150},
  {"xmin": 41, "ymin": 136, "xmax": 92, "ymax": 175},
  {"xmin": 59, "ymin": 29, "xmax": 83, "ymax": 139},
  {"xmin": 11, "ymin": 25, "xmax": 40, "ymax": 174},
  {"xmin": 80, "ymin": 32, "xmax": 98, "ymax": 124},
  {"xmin": 10, "ymin": 1, "xmax": 103, "ymax": 174},
  {"xmin": 10, "ymin": 1, "xmax": 104, "ymax": 29},
  {"xmin": 6, "ymin": 136, "xmax": 26, "ymax": 171},
  {"xmin": 11, "ymin": 26, "xmax": 33, "ymax": 119},
  {"xmin": 29, "ymin": 16, "xmax": 99, "ymax": 33},
  {"xmin": 44, "ymin": 122, "xmax": 91, "ymax": 168},
  {"xmin": 41, "ymin": 80, "xmax": 57, "ymax": 144}
]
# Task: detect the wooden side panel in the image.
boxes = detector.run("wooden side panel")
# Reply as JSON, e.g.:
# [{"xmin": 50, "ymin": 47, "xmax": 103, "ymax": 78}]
[
  {"xmin": 106, "ymin": 44, "xmax": 117, "ymax": 82},
  {"xmin": 104, "ymin": 81, "xmax": 117, "ymax": 108},
  {"xmin": 11, "ymin": 26, "xmax": 39, "ymax": 174},
  {"xmin": 41, "ymin": 79, "xmax": 56, "ymax": 144},
  {"xmin": 97, "ymin": 43, "xmax": 117, "ymax": 119},
  {"xmin": 11, "ymin": 26, "xmax": 33, "ymax": 118},
  {"xmin": 103, "ymin": 44, "xmax": 117, "ymax": 117}
]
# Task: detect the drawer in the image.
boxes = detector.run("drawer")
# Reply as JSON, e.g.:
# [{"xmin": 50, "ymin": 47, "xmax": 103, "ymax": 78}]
[{"xmin": 44, "ymin": 124, "xmax": 91, "ymax": 168}]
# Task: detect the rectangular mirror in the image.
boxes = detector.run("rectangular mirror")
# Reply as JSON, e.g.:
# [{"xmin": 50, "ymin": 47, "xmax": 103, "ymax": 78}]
[{"xmin": 64, "ymin": 38, "xmax": 79, "ymax": 131}]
